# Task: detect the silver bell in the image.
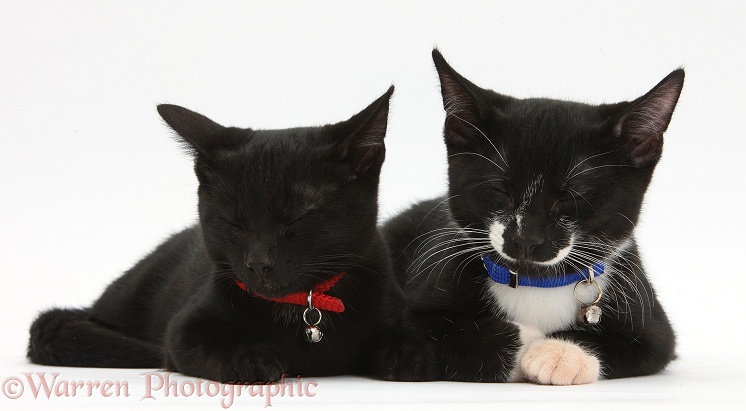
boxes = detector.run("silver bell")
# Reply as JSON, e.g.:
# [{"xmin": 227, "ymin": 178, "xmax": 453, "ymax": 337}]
[
  {"xmin": 304, "ymin": 325, "xmax": 323, "ymax": 343},
  {"xmin": 580, "ymin": 305, "xmax": 602, "ymax": 325}
]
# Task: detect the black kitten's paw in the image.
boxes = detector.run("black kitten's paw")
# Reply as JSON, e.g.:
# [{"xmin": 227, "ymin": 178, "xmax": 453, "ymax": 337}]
[
  {"xmin": 218, "ymin": 345, "xmax": 288, "ymax": 384},
  {"xmin": 373, "ymin": 341, "xmax": 439, "ymax": 382}
]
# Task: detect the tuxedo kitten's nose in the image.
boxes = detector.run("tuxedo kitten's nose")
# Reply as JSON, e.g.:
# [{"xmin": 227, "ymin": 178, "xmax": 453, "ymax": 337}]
[
  {"xmin": 512, "ymin": 234, "xmax": 544, "ymax": 259},
  {"xmin": 246, "ymin": 262, "xmax": 270, "ymax": 276}
]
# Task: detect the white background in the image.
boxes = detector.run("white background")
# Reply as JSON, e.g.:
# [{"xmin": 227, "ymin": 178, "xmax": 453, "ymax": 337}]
[{"xmin": 1, "ymin": 1, "xmax": 745, "ymax": 409}]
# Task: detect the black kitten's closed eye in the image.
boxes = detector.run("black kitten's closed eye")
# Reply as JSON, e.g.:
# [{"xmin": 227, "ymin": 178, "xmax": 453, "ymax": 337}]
[
  {"xmin": 222, "ymin": 219, "xmax": 243, "ymax": 239},
  {"xmin": 225, "ymin": 220, "xmax": 243, "ymax": 231},
  {"xmin": 280, "ymin": 210, "xmax": 316, "ymax": 238},
  {"xmin": 289, "ymin": 209, "xmax": 315, "ymax": 226}
]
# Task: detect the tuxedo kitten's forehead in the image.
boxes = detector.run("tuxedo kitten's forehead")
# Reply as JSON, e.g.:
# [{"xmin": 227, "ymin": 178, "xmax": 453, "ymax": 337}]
[
  {"xmin": 505, "ymin": 112, "xmax": 613, "ymax": 192},
  {"xmin": 519, "ymin": 175, "xmax": 543, "ymax": 208}
]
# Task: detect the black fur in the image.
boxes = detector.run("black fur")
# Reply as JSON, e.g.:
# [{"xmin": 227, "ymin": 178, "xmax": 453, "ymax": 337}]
[
  {"xmin": 381, "ymin": 50, "xmax": 683, "ymax": 381},
  {"xmin": 28, "ymin": 87, "xmax": 413, "ymax": 382}
]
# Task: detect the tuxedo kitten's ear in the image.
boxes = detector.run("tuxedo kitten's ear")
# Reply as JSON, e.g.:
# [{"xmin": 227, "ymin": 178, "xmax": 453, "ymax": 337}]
[
  {"xmin": 335, "ymin": 86, "xmax": 394, "ymax": 176},
  {"xmin": 615, "ymin": 69, "xmax": 685, "ymax": 167},
  {"xmin": 157, "ymin": 104, "xmax": 236, "ymax": 157},
  {"xmin": 432, "ymin": 49, "xmax": 490, "ymax": 146}
]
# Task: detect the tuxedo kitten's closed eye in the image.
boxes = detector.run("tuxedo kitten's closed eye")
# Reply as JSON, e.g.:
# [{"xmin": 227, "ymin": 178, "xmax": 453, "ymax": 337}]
[{"xmin": 383, "ymin": 49, "xmax": 683, "ymax": 384}]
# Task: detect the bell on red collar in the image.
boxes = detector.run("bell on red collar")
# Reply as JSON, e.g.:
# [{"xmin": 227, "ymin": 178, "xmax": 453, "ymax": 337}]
[
  {"xmin": 303, "ymin": 290, "xmax": 323, "ymax": 343},
  {"xmin": 304, "ymin": 324, "xmax": 323, "ymax": 343}
]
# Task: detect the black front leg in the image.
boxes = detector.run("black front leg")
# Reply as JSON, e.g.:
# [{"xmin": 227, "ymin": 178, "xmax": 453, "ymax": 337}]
[
  {"xmin": 547, "ymin": 313, "xmax": 676, "ymax": 380},
  {"xmin": 416, "ymin": 312, "xmax": 524, "ymax": 382},
  {"xmin": 164, "ymin": 307, "xmax": 288, "ymax": 383}
]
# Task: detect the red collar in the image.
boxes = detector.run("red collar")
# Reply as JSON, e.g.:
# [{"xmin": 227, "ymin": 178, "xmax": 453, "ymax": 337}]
[{"xmin": 234, "ymin": 272, "xmax": 346, "ymax": 313}]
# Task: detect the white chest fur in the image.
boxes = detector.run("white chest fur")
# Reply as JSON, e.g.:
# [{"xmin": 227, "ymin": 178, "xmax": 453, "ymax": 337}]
[{"xmin": 486, "ymin": 276, "xmax": 610, "ymax": 334}]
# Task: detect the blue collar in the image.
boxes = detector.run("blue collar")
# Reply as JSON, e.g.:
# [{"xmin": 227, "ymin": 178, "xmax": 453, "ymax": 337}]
[{"xmin": 481, "ymin": 254, "xmax": 605, "ymax": 288}]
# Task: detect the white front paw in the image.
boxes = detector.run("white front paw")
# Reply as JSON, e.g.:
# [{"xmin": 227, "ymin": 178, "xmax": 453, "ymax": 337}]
[{"xmin": 521, "ymin": 339, "xmax": 600, "ymax": 385}]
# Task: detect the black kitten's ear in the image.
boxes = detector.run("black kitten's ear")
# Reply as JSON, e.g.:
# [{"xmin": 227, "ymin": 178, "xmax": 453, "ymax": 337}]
[
  {"xmin": 615, "ymin": 69, "xmax": 685, "ymax": 167},
  {"xmin": 335, "ymin": 86, "xmax": 394, "ymax": 176},
  {"xmin": 433, "ymin": 49, "xmax": 491, "ymax": 146},
  {"xmin": 157, "ymin": 104, "xmax": 232, "ymax": 157}
]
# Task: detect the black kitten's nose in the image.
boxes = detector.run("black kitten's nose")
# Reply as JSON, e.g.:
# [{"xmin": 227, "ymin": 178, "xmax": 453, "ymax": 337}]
[
  {"xmin": 512, "ymin": 234, "xmax": 544, "ymax": 259},
  {"xmin": 246, "ymin": 262, "xmax": 271, "ymax": 276}
]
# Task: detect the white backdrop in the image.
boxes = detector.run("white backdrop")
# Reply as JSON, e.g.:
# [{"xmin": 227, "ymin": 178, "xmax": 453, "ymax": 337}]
[{"xmin": 1, "ymin": 1, "xmax": 745, "ymax": 409}]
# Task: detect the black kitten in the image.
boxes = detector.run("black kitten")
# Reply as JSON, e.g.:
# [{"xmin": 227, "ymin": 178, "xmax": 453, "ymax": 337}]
[
  {"xmin": 28, "ymin": 87, "xmax": 405, "ymax": 382},
  {"xmin": 382, "ymin": 50, "xmax": 683, "ymax": 384}
]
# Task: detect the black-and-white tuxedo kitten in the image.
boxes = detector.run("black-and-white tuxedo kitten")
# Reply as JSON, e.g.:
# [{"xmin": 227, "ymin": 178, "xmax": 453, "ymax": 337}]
[
  {"xmin": 28, "ymin": 87, "xmax": 406, "ymax": 382},
  {"xmin": 382, "ymin": 50, "xmax": 683, "ymax": 384}
]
